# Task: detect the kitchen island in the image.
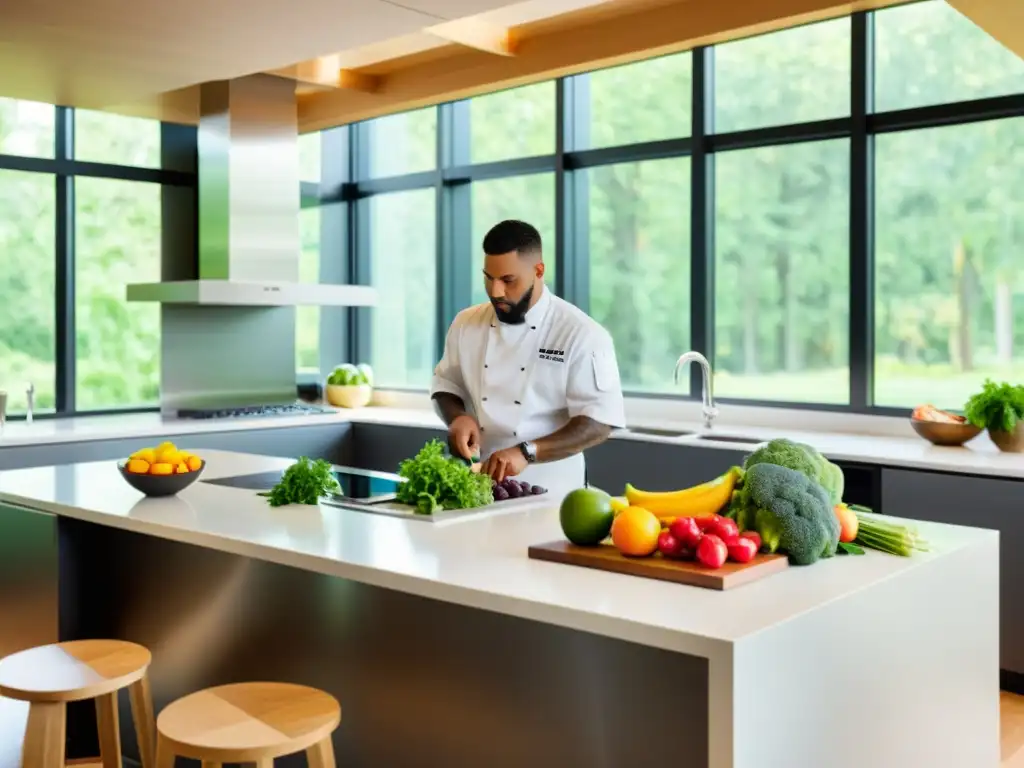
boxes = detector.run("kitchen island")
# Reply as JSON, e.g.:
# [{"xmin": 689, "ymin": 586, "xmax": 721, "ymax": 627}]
[{"xmin": 0, "ymin": 449, "xmax": 1000, "ymax": 768}]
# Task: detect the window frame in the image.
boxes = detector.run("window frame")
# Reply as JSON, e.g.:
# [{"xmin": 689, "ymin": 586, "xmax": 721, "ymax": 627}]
[{"xmin": 339, "ymin": 3, "xmax": 1024, "ymax": 416}]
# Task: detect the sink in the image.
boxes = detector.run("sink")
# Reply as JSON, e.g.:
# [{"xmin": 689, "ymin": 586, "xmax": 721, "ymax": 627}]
[
  {"xmin": 692, "ymin": 434, "xmax": 764, "ymax": 445},
  {"xmin": 626, "ymin": 427, "xmax": 694, "ymax": 438}
]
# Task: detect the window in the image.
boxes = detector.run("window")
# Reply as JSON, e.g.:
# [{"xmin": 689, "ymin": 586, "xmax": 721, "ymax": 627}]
[
  {"xmin": 74, "ymin": 111, "xmax": 161, "ymax": 168},
  {"xmin": 0, "ymin": 98, "xmax": 54, "ymax": 158},
  {"xmin": 362, "ymin": 107, "xmax": 436, "ymax": 178},
  {"xmin": 576, "ymin": 53, "xmax": 692, "ymax": 149},
  {"xmin": 296, "ymin": 206, "xmax": 321, "ymax": 374},
  {"xmin": 714, "ymin": 140, "xmax": 850, "ymax": 404},
  {"xmin": 713, "ymin": 18, "xmax": 851, "ymax": 133},
  {"xmin": 586, "ymin": 158, "xmax": 691, "ymax": 394},
  {"xmin": 470, "ymin": 174, "xmax": 556, "ymax": 306},
  {"xmin": 470, "ymin": 83, "xmax": 556, "ymax": 163},
  {"xmin": 299, "ymin": 132, "xmax": 322, "ymax": 182},
  {"xmin": 75, "ymin": 178, "xmax": 162, "ymax": 409},
  {"xmin": 0, "ymin": 170, "xmax": 56, "ymax": 413},
  {"xmin": 368, "ymin": 189, "xmax": 437, "ymax": 389},
  {"xmin": 874, "ymin": 1, "xmax": 1024, "ymax": 113},
  {"xmin": 874, "ymin": 119, "xmax": 1024, "ymax": 409}
]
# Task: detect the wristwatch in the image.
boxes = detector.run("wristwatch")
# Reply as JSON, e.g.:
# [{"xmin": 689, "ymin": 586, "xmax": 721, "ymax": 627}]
[{"xmin": 518, "ymin": 441, "xmax": 537, "ymax": 463}]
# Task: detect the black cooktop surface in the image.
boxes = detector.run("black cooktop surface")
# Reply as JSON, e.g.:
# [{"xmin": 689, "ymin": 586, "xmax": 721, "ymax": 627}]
[{"xmin": 203, "ymin": 466, "xmax": 403, "ymax": 503}]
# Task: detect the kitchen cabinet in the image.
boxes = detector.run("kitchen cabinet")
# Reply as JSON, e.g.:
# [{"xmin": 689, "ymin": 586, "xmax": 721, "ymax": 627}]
[
  {"xmin": 0, "ymin": 503, "xmax": 58, "ymax": 658},
  {"xmin": 881, "ymin": 467, "xmax": 1024, "ymax": 682}
]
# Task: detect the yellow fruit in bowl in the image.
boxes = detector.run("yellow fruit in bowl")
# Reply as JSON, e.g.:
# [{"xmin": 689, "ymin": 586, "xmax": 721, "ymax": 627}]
[
  {"xmin": 186, "ymin": 455, "xmax": 203, "ymax": 472},
  {"xmin": 129, "ymin": 447, "xmax": 156, "ymax": 464},
  {"xmin": 175, "ymin": 461, "xmax": 189, "ymax": 474},
  {"xmin": 150, "ymin": 463, "xmax": 175, "ymax": 476},
  {"xmin": 126, "ymin": 459, "xmax": 151, "ymax": 474}
]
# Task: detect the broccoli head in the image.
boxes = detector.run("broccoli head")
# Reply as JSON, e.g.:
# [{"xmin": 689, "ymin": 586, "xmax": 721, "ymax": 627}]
[
  {"xmin": 733, "ymin": 462, "xmax": 840, "ymax": 566},
  {"xmin": 743, "ymin": 438, "xmax": 844, "ymax": 506}
]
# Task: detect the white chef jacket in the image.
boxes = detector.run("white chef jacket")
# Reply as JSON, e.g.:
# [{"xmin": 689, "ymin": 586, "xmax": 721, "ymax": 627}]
[{"xmin": 430, "ymin": 289, "xmax": 626, "ymax": 497}]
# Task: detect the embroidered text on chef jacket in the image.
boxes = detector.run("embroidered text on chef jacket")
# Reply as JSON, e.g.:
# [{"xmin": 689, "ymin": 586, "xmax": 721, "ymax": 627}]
[{"xmin": 431, "ymin": 289, "xmax": 626, "ymax": 494}]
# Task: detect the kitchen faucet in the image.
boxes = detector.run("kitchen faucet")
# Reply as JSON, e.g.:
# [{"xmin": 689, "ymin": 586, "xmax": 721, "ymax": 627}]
[
  {"xmin": 673, "ymin": 352, "xmax": 718, "ymax": 430},
  {"xmin": 26, "ymin": 382, "xmax": 34, "ymax": 423}
]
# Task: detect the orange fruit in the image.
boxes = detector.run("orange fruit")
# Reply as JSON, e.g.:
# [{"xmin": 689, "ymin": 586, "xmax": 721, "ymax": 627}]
[
  {"xmin": 610, "ymin": 506, "xmax": 661, "ymax": 557},
  {"xmin": 126, "ymin": 459, "xmax": 150, "ymax": 474},
  {"xmin": 150, "ymin": 462, "xmax": 174, "ymax": 476},
  {"xmin": 186, "ymin": 455, "xmax": 202, "ymax": 472},
  {"xmin": 175, "ymin": 461, "xmax": 189, "ymax": 474}
]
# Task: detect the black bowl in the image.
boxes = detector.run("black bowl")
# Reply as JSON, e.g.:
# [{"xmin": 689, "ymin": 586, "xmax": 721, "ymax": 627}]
[{"xmin": 117, "ymin": 460, "xmax": 205, "ymax": 497}]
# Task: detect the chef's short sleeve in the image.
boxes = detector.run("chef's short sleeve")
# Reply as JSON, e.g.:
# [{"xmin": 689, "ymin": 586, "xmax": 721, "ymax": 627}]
[
  {"xmin": 430, "ymin": 320, "xmax": 470, "ymax": 404},
  {"xmin": 566, "ymin": 329, "xmax": 626, "ymax": 429}
]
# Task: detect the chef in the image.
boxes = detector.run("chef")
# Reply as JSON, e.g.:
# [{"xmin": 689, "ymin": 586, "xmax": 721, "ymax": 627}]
[{"xmin": 430, "ymin": 219, "xmax": 626, "ymax": 496}]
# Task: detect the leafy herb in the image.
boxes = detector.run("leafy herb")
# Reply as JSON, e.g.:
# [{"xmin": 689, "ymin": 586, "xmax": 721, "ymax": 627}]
[
  {"xmin": 837, "ymin": 542, "xmax": 865, "ymax": 556},
  {"xmin": 259, "ymin": 457, "xmax": 341, "ymax": 507},
  {"xmin": 964, "ymin": 379, "xmax": 1024, "ymax": 432},
  {"xmin": 395, "ymin": 440, "xmax": 493, "ymax": 514}
]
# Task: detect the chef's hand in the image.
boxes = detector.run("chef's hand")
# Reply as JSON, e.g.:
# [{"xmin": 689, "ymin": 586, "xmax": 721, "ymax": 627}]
[
  {"xmin": 481, "ymin": 447, "xmax": 528, "ymax": 484},
  {"xmin": 449, "ymin": 414, "xmax": 481, "ymax": 460}
]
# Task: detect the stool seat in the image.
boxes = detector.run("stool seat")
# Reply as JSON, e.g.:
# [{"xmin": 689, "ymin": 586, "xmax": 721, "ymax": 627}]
[
  {"xmin": 0, "ymin": 640, "xmax": 151, "ymax": 704},
  {"xmin": 157, "ymin": 681, "xmax": 341, "ymax": 763}
]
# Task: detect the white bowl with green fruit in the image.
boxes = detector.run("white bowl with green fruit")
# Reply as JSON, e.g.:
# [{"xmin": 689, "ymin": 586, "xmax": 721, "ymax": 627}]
[{"xmin": 325, "ymin": 363, "xmax": 374, "ymax": 409}]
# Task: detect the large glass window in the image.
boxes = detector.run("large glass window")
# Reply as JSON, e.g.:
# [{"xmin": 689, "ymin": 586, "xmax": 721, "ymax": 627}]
[
  {"xmin": 74, "ymin": 111, "xmax": 161, "ymax": 168},
  {"xmin": 363, "ymin": 107, "xmax": 436, "ymax": 178},
  {"xmin": 0, "ymin": 170, "xmax": 56, "ymax": 413},
  {"xmin": 470, "ymin": 174, "xmax": 556, "ymax": 306},
  {"xmin": 296, "ymin": 206, "xmax": 321, "ymax": 374},
  {"xmin": 470, "ymin": 83, "xmax": 556, "ymax": 163},
  {"xmin": 0, "ymin": 98, "xmax": 54, "ymax": 158},
  {"xmin": 874, "ymin": 0, "xmax": 1024, "ymax": 113},
  {"xmin": 75, "ymin": 178, "xmax": 162, "ymax": 409},
  {"xmin": 299, "ymin": 132, "xmax": 322, "ymax": 182},
  {"xmin": 714, "ymin": 140, "xmax": 850, "ymax": 404},
  {"xmin": 586, "ymin": 158, "xmax": 691, "ymax": 394},
  {"xmin": 577, "ymin": 53, "xmax": 692, "ymax": 149},
  {"xmin": 714, "ymin": 18, "xmax": 851, "ymax": 133},
  {"xmin": 369, "ymin": 189, "xmax": 437, "ymax": 389},
  {"xmin": 874, "ymin": 119, "xmax": 1024, "ymax": 408}
]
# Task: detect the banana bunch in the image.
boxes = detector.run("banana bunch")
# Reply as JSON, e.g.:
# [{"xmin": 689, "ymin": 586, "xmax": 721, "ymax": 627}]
[{"xmin": 623, "ymin": 466, "xmax": 742, "ymax": 520}]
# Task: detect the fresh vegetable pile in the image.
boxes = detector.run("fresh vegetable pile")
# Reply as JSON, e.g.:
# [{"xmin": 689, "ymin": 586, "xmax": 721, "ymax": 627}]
[
  {"xmin": 725, "ymin": 437, "xmax": 928, "ymax": 564},
  {"xmin": 396, "ymin": 440, "xmax": 494, "ymax": 514},
  {"xmin": 259, "ymin": 456, "xmax": 341, "ymax": 507}
]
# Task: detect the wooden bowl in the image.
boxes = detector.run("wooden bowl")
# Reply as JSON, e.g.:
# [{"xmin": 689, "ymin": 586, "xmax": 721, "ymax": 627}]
[
  {"xmin": 989, "ymin": 423, "xmax": 1024, "ymax": 453},
  {"xmin": 910, "ymin": 418, "xmax": 982, "ymax": 447},
  {"xmin": 325, "ymin": 384, "xmax": 372, "ymax": 409},
  {"xmin": 118, "ymin": 460, "xmax": 205, "ymax": 497}
]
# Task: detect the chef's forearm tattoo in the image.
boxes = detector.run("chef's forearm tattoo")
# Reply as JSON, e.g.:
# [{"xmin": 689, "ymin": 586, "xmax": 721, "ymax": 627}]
[
  {"xmin": 534, "ymin": 416, "xmax": 613, "ymax": 463},
  {"xmin": 432, "ymin": 392, "xmax": 470, "ymax": 426}
]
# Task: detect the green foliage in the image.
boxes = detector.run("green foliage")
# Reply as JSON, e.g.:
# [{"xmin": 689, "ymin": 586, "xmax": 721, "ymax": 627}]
[
  {"xmin": 964, "ymin": 379, "xmax": 1024, "ymax": 432},
  {"xmin": 733, "ymin": 462, "xmax": 840, "ymax": 566},
  {"xmin": 395, "ymin": 439, "xmax": 494, "ymax": 515},
  {"xmin": 259, "ymin": 456, "xmax": 341, "ymax": 507}
]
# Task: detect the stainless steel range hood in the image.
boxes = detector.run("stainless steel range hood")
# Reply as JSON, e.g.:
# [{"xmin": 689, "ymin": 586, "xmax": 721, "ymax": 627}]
[{"xmin": 126, "ymin": 74, "xmax": 375, "ymax": 307}]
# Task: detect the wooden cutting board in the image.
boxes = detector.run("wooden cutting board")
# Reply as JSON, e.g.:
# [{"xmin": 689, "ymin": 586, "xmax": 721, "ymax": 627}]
[{"xmin": 528, "ymin": 540, "xmax": 789, "ymax": 590}]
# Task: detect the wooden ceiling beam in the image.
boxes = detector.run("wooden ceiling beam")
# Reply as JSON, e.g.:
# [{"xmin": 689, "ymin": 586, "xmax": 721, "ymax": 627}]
[
  {"xmin": 425, "ymin": 18, "xmax": 517, "ymax": 55},
  {"xmin": 945, "ymin": 0, "xmax": 1024, "ymax": 60},
  {"xmin": 298, "ymin": 0, "xmax": 910, "ymax": 131}
]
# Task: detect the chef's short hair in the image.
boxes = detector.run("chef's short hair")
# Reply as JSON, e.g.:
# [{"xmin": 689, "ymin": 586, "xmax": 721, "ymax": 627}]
[{"xmin": 483, "ymin": 219, "xmax": 542, "ymax": 260}]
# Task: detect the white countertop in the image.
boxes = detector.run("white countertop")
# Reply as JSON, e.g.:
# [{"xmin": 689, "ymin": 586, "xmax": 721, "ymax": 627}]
[
  {"xmin": 0, "ymin": 449, "xmax": 996, "ymax": 658},
  {"xmin": 1, "ymin": 394, "xmax": 1023, "ymax": 479}
]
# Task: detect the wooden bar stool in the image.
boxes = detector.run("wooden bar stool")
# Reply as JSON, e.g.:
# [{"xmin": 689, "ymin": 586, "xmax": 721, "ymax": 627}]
[
  {"xmin": 155, "ymin": 682, "xmax": 341, "ymax": 767},
  {"xmin": 0, "ymin": 639, "xmax": 156, "ymax": 768}
]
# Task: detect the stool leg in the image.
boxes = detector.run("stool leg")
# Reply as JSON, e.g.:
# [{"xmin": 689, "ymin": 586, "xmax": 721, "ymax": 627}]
[
  {"xmin": 21, "ymin": 701, "xmax": 66, "ymax": 768},
  {"xmin": 96, "ymin": 692, "xmax": 123, "ymax": 768},
  {"xmin": 155, "ymin": 734, "xmax": 175, "ymax": 768},
  {"xmin": 128, "ymin": 673, "xmax": 157, "ymax": 767},
  {"xmin": 305, "ymin": 737, "xmax": 336, "ymax": 768}
]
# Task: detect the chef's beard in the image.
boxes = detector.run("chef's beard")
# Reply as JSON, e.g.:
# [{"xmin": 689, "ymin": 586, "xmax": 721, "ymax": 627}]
[{"xmin": 491, "ymin": 285, "xmax": 534, "ymax": 325}]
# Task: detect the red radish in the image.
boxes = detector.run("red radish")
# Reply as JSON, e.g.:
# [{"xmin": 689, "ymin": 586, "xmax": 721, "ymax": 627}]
[
  {"xmin": 669, "ymin": 517, "xmax": 702, "ymax": 548},
  {"xmin": 695, "ymin": 515, "xmax": 721, "ymax": 532},
  {"xmin": 696, "ymin": 534, "xmax": 728, "ymax": 569},
  {"xmin": 740, "ymin": 531, "xmax": 762, "ymax": 551},
  {"xmin": 706, "ymin": 517, "xmax": 739, "ymax": 545},
  {"xmin": 728, "ymin": 537, "xmax": 758, "ymax": 564}
]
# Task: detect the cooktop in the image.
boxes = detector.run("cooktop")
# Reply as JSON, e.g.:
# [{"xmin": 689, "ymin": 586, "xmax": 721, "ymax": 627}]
[
  {"xmin": 202, "ymin": 465, "xmax": 404, "ymax": 504},
  {"xmin": 177, "ymin": 403, "xmax": 333, "ymax": 420}
]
